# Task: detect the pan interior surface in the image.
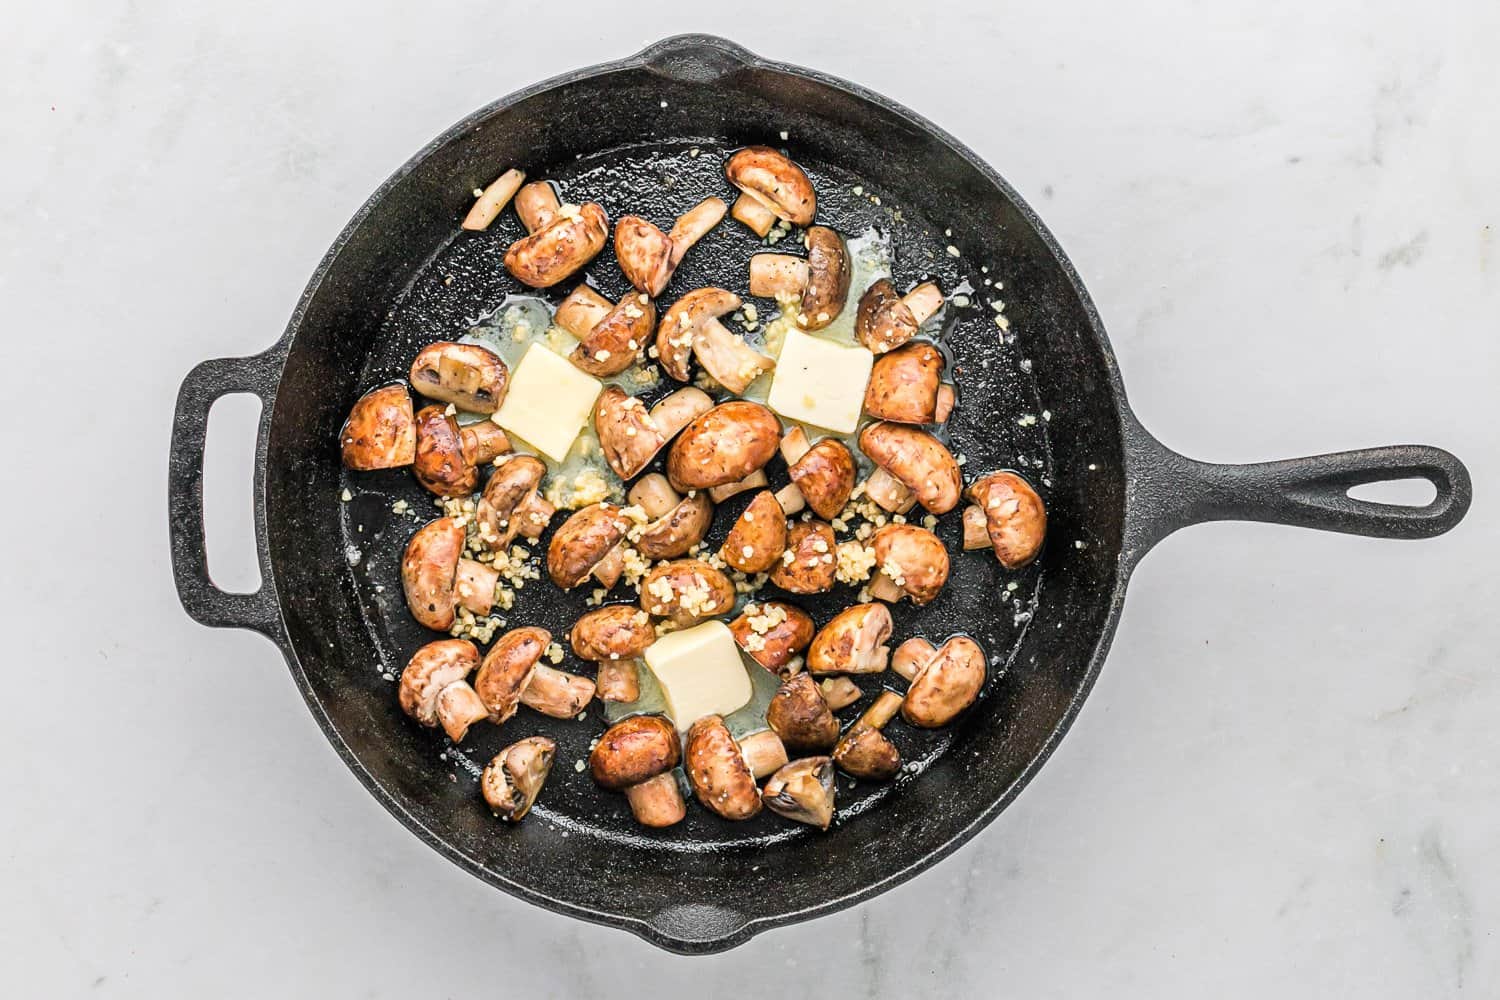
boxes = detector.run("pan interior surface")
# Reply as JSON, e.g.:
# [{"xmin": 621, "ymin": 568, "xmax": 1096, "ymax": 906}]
[{"xmin": 264, "ymin": 47, "xmax": 1127, "ymax": 945}]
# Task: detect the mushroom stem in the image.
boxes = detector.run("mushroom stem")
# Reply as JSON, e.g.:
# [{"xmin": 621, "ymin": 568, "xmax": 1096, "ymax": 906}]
[
  {"xmin": 462, "ymin": 168, "xmax": 526, "ymax": 232},
  {"xmin": 748, "ymin": 253, "xmax": 810, "ymax": 298},
  {"xmin": 739, "ymin": 730, "xmax": 789, "ymax": 779},
  {"xmin": 867, "ymin": 570, "xmax": 904, "ymax": 605},
  {"xmin": 515, "ymin": 495, "xmax": 556, "ymax": 539},
  {"xmin": 708, "ymin": 468, "xmax": 769, "ymax": 503},
  {"xmin": 455, "ymin": 559, "xmax": 500, "ymax": 615},
  {"xmin": 693, "ymin": 317, "xmax": 776, "ymax": 394},
  {"xmin": 628, "ymin": 474, "xmax": 682, "ymax": 520},
  {"xmin": 519, "ymin": 663, "xmax": 596, "ymax": 718},
  {"xmin": 731, "ymin": 192, "xmax": 779, "ymax": 238},
  {"xmin": 592, "ymin": 544, "xmax": 626, "ymax": 588},
  {"xmin": 774, "ymin": 481, "xmax": 806, "ymax": 516},
  {"xmin": 514, "ymin": 180, "xmax": 561, "ymax": 233},
  {"xmin": 555, "ymin": 284, "xmax": 614, "ymax": 338},
  {"xmin": 890, "ymin": 638, "xmax": 936, "ymax": 682},
  {"xmin": 667, "ymin": 197, "xmax": 728, "ymax": 265},
  {"xmin": 934, "ymin": 384, "xmax": 956, "ymax": 423},
  {"xmin": 779, "ymin": 426, "xmax": 812, "ymax": 465},
  {"xmin": 865, "ymin": 467, "xmax": 917, "ymax": 514},
  {"xmin": 819, "ymin": 677, "xmax": 862, "ymax": 711},
  {"xmin": 902, "ymin": 282, "xmax": 944, "ymax": 324},
  {"xmin": 624, "ymin": 771, "xmax": 688, "ymax": 828},
  {"xmin": 962, "ymin": 505, "xmax": 991, "ymax": 551},
  {"xmin": 650, "ymin": 387, "xmax": 715, "ymax": 440},
  {"xmin": 854, "ymin": 690, "xmax": 904, "ymax": 733},
  {"xmin": 461, "ymin": 421, "xmax": 512, "ymax": 465},
  {"xmin": 596, "ymin": 658, "xmax": 640, "ymax": 703},
  {"xmin": 434, "ymin": 681, "xmax": 489, "ymax": 742}
]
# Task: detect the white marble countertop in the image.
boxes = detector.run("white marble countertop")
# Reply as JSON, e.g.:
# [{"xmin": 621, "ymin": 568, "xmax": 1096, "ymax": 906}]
[{"xmin": 4, "ymin": 2, "xmax": 1496, "ymax": 996}]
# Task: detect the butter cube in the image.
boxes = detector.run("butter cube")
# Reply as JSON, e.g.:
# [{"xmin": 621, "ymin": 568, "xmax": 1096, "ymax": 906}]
[
  {"xmin": 766, "ymin": 329, "xmax": 873, "ymax": 434},
  {"xmin": 643, "ymin": 621, "xmax": 753, "ymax": 730},
  {"xmin": 492, "ymin": 343, "xmax": 602, "ymax": 460}
]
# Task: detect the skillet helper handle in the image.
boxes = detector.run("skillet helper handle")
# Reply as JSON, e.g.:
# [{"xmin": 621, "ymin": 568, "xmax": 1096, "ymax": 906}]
[{"xmin": 169, "ymin": 348, "xmax": 286, "ymax": 638}]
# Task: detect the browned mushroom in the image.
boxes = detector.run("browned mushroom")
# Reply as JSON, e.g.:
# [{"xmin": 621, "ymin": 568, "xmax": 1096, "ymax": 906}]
[
  {"xmin": 546, "ymin": 502, "xmax": 629, "ymax": 590},
  {"xmin": 748, "ymin": 227, "xmax": 851, "ymax": 332},
  {"xmin": 762, "ymin": 756, "xmax": 836, "ymax": 829},
  {"xmin": 728, "ymin": 599, "xmax": 815, "ymax": 674},
  {"xmin": 832, "ymin": 690, "xmax": 902, "ymax": 780},
  {"xmin": 409, "ymin": 342, "xmax": 510, "ymax": 414},
  {"xmin": 966, "ymin": 471, "xmax": 1047, "ymax": 569},
  {"xmin": 503, "ymin": 191, "xmax": 608, "ymax": 288},
  {"xmin": 626, "ymin": 474, "xmax": 715, "ymax": 560},
  {"xmin": 863, "ymin": 342, "xmax": 954, "ymax": 424},
  {"xmin": 654, "ymin": 287, "xmax": 773, "ymax": 392},
  {"xmin": 859, "ymin": 421, "xmax": 962, "ymax": 515},
  {"xmin": 854, "ymin": 278, "xmax": 944, "ymax": 353},
  {"xmin": 514, "ymin": 180, "xmax": 560, "ymax": 232},
  {"xmin": 868, "ymin": 523, "xmax": 950, "ymax": 606},
  {"xmin": 774, "ymin": 428, "xmax": 857, "ymax": 519},
  {"xmin": 474, "ymin": 454, "xmax": 555, "ymax": 551},
  {"xmin": 593, "ymin": 385, "xmax": 713, "ymax": 481},
  {"xmin": 412, "ymin": 405, "xmax": 512, "ymax": 497},
  {"xmin": 570, "ymin": 604, "xmax": 655, "ymax": 662},
  {"xmin": 721, "ymin": 490, "xmax": 788, "ymax": 573},
  {"xmin": 462, "ymin": 167, "xmax": 525, "ymax": 232},
  {"xmin": 819, "ymin": 676, "xmax": 863, "ymax": 711},
  {"xmin": 341, "ymin": 384, "xmax": 416, "ymax": 470},
  {"xmin": 768, "ymin": 520, "xmax": 837, "ymax": 595},
  {"xmin": 892, "ymin": 635, "xmax": 986, "ymax": 728},
  {"xmin": 474, "ymin": 625, "xmax": 596, "ymax": 722},
  {"xmin": 807, "ymin": 602, "xmax": 893, "ymax": 674},
  {"xmin": 552, "ymin": 286, "xmax": 657, "ymax": 378},
  {"xmin": 595, "ymin": 660, "xmax": 640, "ymax": 703},
  {"xmin": 398, "ymin": 639, "xmax": 488, "ymax": 743},
  {"xmin": 767, "ymin": 672, "xmax": 839, "ymax": 752},
  {"xmin": 481, "ymin": 735, "xmax": 556, "ymax": 821},
  {"xmin": 684, "ymin": 716, "xmax": 788, "ymax": 820},
  {"xmin": 725, "ymin": 146, "xmax": 816, "ymax": 237},
  {"xmin": 613, "ymin": 197, "xmax": 728, "ymax": 295},
  {"xmin": 401, "ymin": 517, "xmax": 507, "ymax": 631},
  {"xmin": 962, "ymin": 504, "xmax": 991, "ymax": 552},
  {"xmin": 666, "ymin": 401, "xmax": 780, "ymax": 492},
  {"xmin": 590, "ymin": 715, "xmax": 686, "ymax": 827},
  {"xmin": 638, "ymin": 559, "xmax": 736, "ymax": 624}
]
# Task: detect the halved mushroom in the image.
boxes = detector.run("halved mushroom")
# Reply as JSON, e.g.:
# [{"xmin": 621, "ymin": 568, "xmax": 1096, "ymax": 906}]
[
  {"xmin": 593, "ymin": 386, "xmax": 710, "ymax": 481},
  {"xmin": 473, "ymin": 625, "xmax": 596, "ymax": 721},
  {"xmin": 552, "ymin": 287, "xmax": 657, "ymax": 378},
  {"xmin": 627, "ymin": 474, "xmax": 715, "ymax": 559},
  {"xmin": 775, "ymin": 429, "xmax": 856, "ymax": 519},
  {"xmin": 475, "ymin": 454, "xmax": 554, "ymax": 551},
  {"xmin": 481, "ymin": 735, "xmax": 556, "ymax": 821},
  {"xmin": 462, "ymin": 167, "xmax": 525, "ymax": 232},
  {"xmin": 892, "ymin": 635, "xmax": 986, "ymax": 728},
  {"xmin": 503, "ymin": 197, "xmax": 609, "ymax": 288},
  {"xmin": 546, "ymin": 502, "xmax": 629, "ymax": 590},
  {"xmin": 767, "ymin": 673, "xmax": 839, "ymax": 752},
  {"xmin": 966, "ymin": 471, "xmax": 1047, "ymax": 569},
  {"xmin": 728, "ymin": 599, "xmax": 815, "ymax": 674},
  {"xmin": 401, "ymin": 517, "xmax": 505, "ymax": 631},
  {"xmin": 666, "ymin": 401, "xmax": 780, "ymax": 492},
  {"xmin": 409, "ymin": 342, "xmax": 510, "ymax": 414},
  {"xmin": 807, "ymin": 602, "xmax": 893, "ymax": 674},
  {"xmin": 859, "ymin": 421, "xmax": 962, "ymax": 515},
  {"xmin": 398, "ymin": 639, "xmax": 488, "ymax": 743},
  {"xmin": 762, "ymin": 756, "xmax": 836, "ymax": 829},
  {"xmin": 768, "ymin": 520, "xmax": 837, "ymax": 595},
  {"xmin": 721, "ymin": 490, "xmax": 788, "ymax": 574},
  {"xmin": 832, "ymin": 690, "xmax": 902, "ymax": 780},
  {"xmin": 854, "ymin": 278, "xmax": 943, "ymax": 353},
  {"xmin": 864, "ymin": 342, "xmax": 954, "ymax": 425},
  {"xmin": 654, "ymin": 287, "xmax": 773, "ymax": 392},
  {"xmin": 638, "ymin": 559, "xmax": 735, "ymax": 624},
  {"xmin": 684, "ymin": 716, "xmax": 788, "ymax": 821},
  {"xmin": 590, "ymin": 714, "xmax": 686, "ymax": 827},
  {"xmin": 412, "ymin": 405, "xmax": 512, "ymax": 497},
  {"xmin": 748, "ymin": 226, "xmax": 851, "ymax": 332},
  {"xmin": 570, "ymin": 604, "xmax": 654, "ymax": 662},
  {"xmin": 725, "ymin": 146, "xmax": 816, "ymax": 237},
  {"xmin": 868, "ymin": 523, "xmax": 950, "ymax": 606},
  {"xmin": 614, "ymin": 197, "xmax": 728, "ymax": 295},
  {"xmin": 819, "ymin": 676, "xmax": 863, "ymax": 711},
  {"xmin": 341, "ymin": 384, "xmax": 416, "ymax": 470}
]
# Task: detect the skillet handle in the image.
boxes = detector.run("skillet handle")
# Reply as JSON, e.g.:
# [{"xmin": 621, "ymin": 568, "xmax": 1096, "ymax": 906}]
[
  {"xmin": 168, "ymin": 347, "xmax": 287, "ymax": 639},
  {"xmin": 1122, "ymin": 412, "xmax": 1472, "ymax": 564}
]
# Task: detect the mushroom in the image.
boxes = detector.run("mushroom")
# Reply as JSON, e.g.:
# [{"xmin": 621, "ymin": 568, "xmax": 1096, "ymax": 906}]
[
  {"xmin": 766, "ymin": 672, "xmax": 839, "ymax": 752},
  {"xmin": 768, "ymin": 520, "xmax": 837, "ymax": 595},
  {"xmin": 721, "ymin": 490, "xmax": 788, "ymax": 573},
  {"xmin": 858, "ymin": 421, "xmax": 962, "ymax": 515},
  {"xmin": 553, "ymin": 285, "xmax": 657, "ymax": 377},
  {"xmin": 684, "ymin": 716, "xmax": 788, "ymax": 821},
  {"xmin": 613, "ymin": 197, "xmax": 728, "ymax": 295},
  {"xmin": 412, "ymin": 405, "xmax": 512, "ymax": 497},
  {"xmin": 965, "ymin": 471, "xmax": 1047, "ymax": 569},
  {"xmin": 962, "ymin": 504, "xmax": 991, "ymax": 552},
  {"xmin": 475, "ymin": 454, "xmax": 555, "ymax": 551},
  {"xmin": 868, "ymin": 523, "xmax": 950, "ymax": 606},
  {"xmin": 666, "ymin": 401, "xmax": 780, "ymax": 492},
  {"xmin": 807, "ymin": 602, "xmax": 893, "ymax": 674},
  {"xmin": 832, "ymin": 690, "xmax": 902, "ymax": 780},
  {"xmin": 762, "ymin": 756, "xmax": 836, "ymax": 830},
  {"xmin": 863, "ymin": 341, "xmax": 955, "ymax": 424},
  {"xmin": 341, "ymin": 384, "xmax": 416, "ymax": 470},
  {"xmin": 725, "ymin": 145, "xmax": 816, "ymax": 237},
  {"xmin": 570, "ymin": 604, "xmax": 653, "ymax": 702},
  {"xmin": 627, "ymin": 474, "xmax": 715, "ymax": 559},
  {"xmin": 593, "ymin": 385, "xmax": 714, "ymax": 481},
  {"xmin": 398, "ymin": 639, "xmax": 489, "ymax": 743},
  {"xmin": 708, "ymin": 469, "xmax": 770, "ymax": 503},
  {"xmin": 461, "ymin": 167, "xmax": 526, "ymax": 232},
  {"xmin": 409, "ymin": 342, "xmax": 510, "ymax": 414},
  {"xmin": 546, "ymin": 502, "xmax": 629, "ymax": 590},
  {"xmin": 638, "ymin": 559, "xmax": 735, "ymax": 625},
  {"xmin": 774, "ymin": 428, "xmax": 856, "ymax": 519},
  {"xmin": 401, "ymin": 517, "xmax": 506, "ymax": 631},
  {"xmin": 854, "ymin": 278, "xmax": 944, "ymax": 353},
  {"xmin": 503, "ymin": 183, "xmax": 608, "ymax": 288},
  {"xmin": 474, "ymin": 625, "xmax": 596, "ymax": 723},
  {"xmin": 590, "ymin": 715, "xmax": 686, "ymax": 827},
  {"xmin": 481, "ymin": 735, "xmax": 556, "ymax": 821},
  {"xmin": 654, "ymin": 287, "xmax": 774, "ymax": 392},
  {"xmin": 594, "ymin": 660, "xmax": 640, "ymax": 703},
  {"xmin": 728, "ymin": 599, "xmax": 815, "ymax": 674},
  {"xmin": 818, "ymin": 676, "xmax": 863, "ymax": 711},
  {"xmin": 748, "ymin": 226, "xmax": 851, "ymax": 332},
  {"xmin": 891, "ymin": 635, "xmax": 986, "ymax": 728}
]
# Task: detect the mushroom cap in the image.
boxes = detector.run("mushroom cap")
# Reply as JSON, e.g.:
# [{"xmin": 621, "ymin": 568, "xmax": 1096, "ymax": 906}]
[
  {"xmin": 571, "ymin": 293, "xmax": 656, "ymax": 378},
  {"xmin": 590, "ymin": 714, "xmax": 681, "ymax": 789},
  {"xmin": 832, "ymin": 727, "xmax": 901, "ymax": 780},
  {"xmin": 655, "ymin": 287, "xmax": 742, "ymax": 382},
  {"xmin": 413, "ymin": 405, "xmax": 480, "ymax": 497},
  {"xmin": 635, "ymin": 490, "xmax": 715, "ymax": 560},
  {"xmin": 481, "ymin": 735, "xmax": 557, "ymax": 821},
  {"xmin": 858, "ymin": 421, "xmax": 963, "ymax": 514},
  {"xmin": 725, "ymin": 146, "xmax": 816, "ymax": 226},
  {"xmin": 684, "ymin": 715, "xmax": 762, "ymax": 821},
  {"xmin": 546, "ymin": 502, "xmax": 628, "ymax": 589},
  {"xmin": 594, "ymin": 387, "xmax": 667, "ymax": 480},
  {"xmin": 767, "ymin": 673, "xmax": 840, "ymax": 752},
  {"xmin": 570, "ymin": 604, "xmax": 654, "ymax": 662},
  {"xmin": 788, "ymin": 439, "xmax": 857, "ymax": 520},
  {"xmin": 902, "ymin": 635, "xmax": 986, "ymax": 728},
  {"xmin": 614, "ymin": 215, "xmax": 674, "ymax": 296},
  {"xmin": 728, "ymin": 599, "xmax": 815, "ymax": 674},
  {"xmin": 864, "ymin": 342, "xmax": 945, "ymax": 424},
  {"xmin": 638, "ymin": 559, "xmax": 735, "ymax": 623},
  {"xmin": 797, "ymin": 227, "xmax": 851, "ymax": 331},
  {"xmin": 762, "ymin": 756, "xmax": 836, "ymax": 829},
  {"xmin": 768, "ymin": 520, "xmax": 838, "ymax": 595},
  {"xmin": 872, "ymin": 523, "xmax": 951, "ymax": 606},
  {"xmin": 722, "ymin": 490, "xmax": 789, "ymax": 573},
  {"xmin": 807, "ymin": 602, "xmax": 894, "ymax": 674},
  {"xmin": 476, "ymin": 454, "xmax": 549, "ymax": 550},
  {"xmin": 666, "ymin": 401, "xmax": 780, "ymax": 491},
  {"xmin": 503, "ymin": 201, "xmax": 609, "ymax": 288},
  {"xmin": 409, "ymin": 342, "xmax": 509, "ymax": 414},
  {"xmin": 473, "ymin": 626, "xmax": 550, "ymax": 724},
  {"xmin": 341, "ymin": 384, "xmax": 416, "ymax": 470},
  {"xmin": 399, "ymin": 639, "xmax": 480, "ymax": 726},
  {"xmin": 966, "ymin": 471, "xmax": 1047, "ymax": 569},
  {"xmin": 401, "ymin": 517, "xmax": 466, "ymax": 630},
  {"xmin": 854, "ymin": 278, "xmax": 920, "ymax": 353}
]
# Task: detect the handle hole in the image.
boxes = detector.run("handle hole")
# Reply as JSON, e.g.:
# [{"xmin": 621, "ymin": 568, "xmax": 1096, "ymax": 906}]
[
  {"xmin": 1346, "ymin": 477, "xmax": 1438, "ymax": 507},
  {"xmin": 202, "ymin": 393, "xmax": 264, "ymax": 594}
]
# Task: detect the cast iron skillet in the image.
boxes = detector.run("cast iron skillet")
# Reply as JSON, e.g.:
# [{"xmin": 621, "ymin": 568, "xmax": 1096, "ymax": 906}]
[{"xmin": 168, "ymin": 35, "xmax": 1472, "ymax": 953}]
